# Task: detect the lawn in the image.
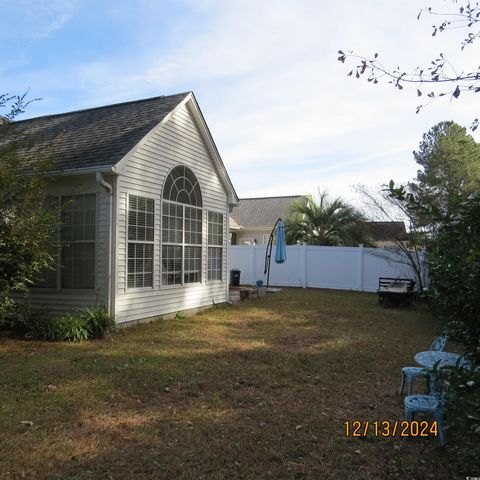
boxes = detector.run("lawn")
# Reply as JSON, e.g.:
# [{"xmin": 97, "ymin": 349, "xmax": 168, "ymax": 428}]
[{"xmin": 0, "ymin": 289, "xmax": 473, "ymax": 479}]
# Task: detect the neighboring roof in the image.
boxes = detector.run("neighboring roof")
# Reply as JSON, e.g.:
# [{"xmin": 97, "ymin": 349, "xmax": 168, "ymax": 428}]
[
  {"xmin": 364, "ymin": 221, "xmax": 408, "ymax": 241},
  {"xmin": 5, "ymin": 92, "xmax": 190, "ymax": 172},
  {"xmin": 230, "ymin": 195, "xmax": 306, "ymax": 228},
  {"xmin": 229, "ymin": 216, "xmax": 241, "ymax": 230}
]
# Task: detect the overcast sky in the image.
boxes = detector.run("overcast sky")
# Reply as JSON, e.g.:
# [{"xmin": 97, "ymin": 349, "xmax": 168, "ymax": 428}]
[{"xmin": 1, "ymin": 0, "xmax": 478, "ymax": 205}]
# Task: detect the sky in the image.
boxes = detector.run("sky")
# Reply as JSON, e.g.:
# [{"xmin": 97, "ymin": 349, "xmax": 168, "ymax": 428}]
[{"xmin": 1, "ymin": 0, "xmax": 479, "ymax": 208}]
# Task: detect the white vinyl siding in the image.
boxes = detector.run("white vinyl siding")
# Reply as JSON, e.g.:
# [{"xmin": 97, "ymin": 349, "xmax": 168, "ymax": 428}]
[{"xmin": 115, "ymin": 102, "xmax": 229, "ymax": 324}]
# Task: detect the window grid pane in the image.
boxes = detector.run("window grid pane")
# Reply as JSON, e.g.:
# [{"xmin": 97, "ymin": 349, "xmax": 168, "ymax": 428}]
[
  {"xmin": 184, "ymin": 246, "xmax": 202, "ymax": 283},
  {"xmin": 208, "ymin": 247, "xmax": 222, "ymax": 281},
  {"xmin": 35, "ymin": 197, "xmax": 59, "ymax": 288},
  {"xmin": 162, "ymin": 165, "xmax": 202, "ymax": 207},
  {"xmin": 208, "ymin": 212, "xmax": 223, "ymax": 281},
  {"xmin": 208, "ymin": 211, "xmax": 223, "ymax": 246},
  {"xmin": 127, "ymin": 243, "xmax": 153, "ymax": 288},
  {"xmin": 128, "ymin": 195, "xmax": 154, "ymax": 289},
  {"xmin": 162, "ymin": 202, "xmax": 183, "ymax": 244},
  {"xmin": 128, "ymin": 195, "xmax": 154, "ymax": 242},
  {"xmin": 61, "ymin": 243, "xmax": 95, "ymax": 289},
  {"xmin": 162, "ymin": 245, "xmax": 182, "ymax": 285},
  {"xmin": 61, "ymin": 194, "xmax": 96, "ymax": 242},
  {"xmin": 185, "ymin": 206, "xmax": 202, "ymax": 245},
  {"xmin": 60, "ymin": 194, "xmax": 96, "ymax": 290}
]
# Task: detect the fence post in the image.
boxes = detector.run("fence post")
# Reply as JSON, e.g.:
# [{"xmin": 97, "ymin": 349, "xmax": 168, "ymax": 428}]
[
  {"xmin": 301, "ymin": 243, "xmax": 307, "ymax": 288},
  {"xmin": 357, "ymin": 244, "xmax": 364, "ymax": 292},
  {"xmin": 251, "ymin": 244, "xmax": 256, "ymax": 285}
]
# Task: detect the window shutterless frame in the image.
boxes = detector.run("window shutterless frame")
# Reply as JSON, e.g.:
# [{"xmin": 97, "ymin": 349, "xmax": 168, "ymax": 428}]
[
  {"xmin": 207, "ymin": 210, "xmax": 224, "ymax": 282},
  {"xmin": 161, "ymin": 199, "xmax": 203, "ymax": 286},
  {"xmin": 60, "ymin": 193, "xmax": 97, "ymax": 290},
  {"xmin": 161, "ymin": 165, "xmax": 203, "ymax": 287},
  {"xmin": 32, "ymin": 193, "xmax": 97, "ymax": 291},
  {"xmin": 126, "ymin": 193, "xmax": 155, "ymax": 290}
]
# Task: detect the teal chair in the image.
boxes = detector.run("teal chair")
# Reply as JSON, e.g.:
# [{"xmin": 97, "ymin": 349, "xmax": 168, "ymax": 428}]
[
  {"xmin": 399, "ymin": 335, "xmax": 447, "ymax": 395},
  {"xmin": 404, "ymin": 375, "xmax": 446, "ymax": 445}
]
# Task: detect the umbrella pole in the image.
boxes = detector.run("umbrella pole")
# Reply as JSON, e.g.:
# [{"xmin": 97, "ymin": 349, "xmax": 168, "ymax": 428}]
[{"xmin": 264, "ymin": 217, "xmax": 281, "ymax": 290}]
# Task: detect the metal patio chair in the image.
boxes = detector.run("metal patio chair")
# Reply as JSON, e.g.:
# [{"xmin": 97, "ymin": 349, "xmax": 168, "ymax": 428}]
[
  {"xmin": 404, "ymin": 375, "xmax": 446, "ymax": 445},
  {"xmin": 399, "ymin": 335, "xmax": 448, "ymax": 395}
]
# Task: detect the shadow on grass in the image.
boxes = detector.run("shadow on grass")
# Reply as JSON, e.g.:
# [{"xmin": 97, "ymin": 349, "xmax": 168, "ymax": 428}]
[{"xmin": 0, "ymin": 288, "xmax": 464, "ymax": 480}]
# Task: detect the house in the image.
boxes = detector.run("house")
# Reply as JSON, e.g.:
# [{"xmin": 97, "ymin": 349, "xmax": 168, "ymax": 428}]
[
  {"xmin": 8, "ymin": 92, "xmax": 238, "ymax": 325},
  {"xmin": 229, "ymin": 196, "xmax": 408, "ymax": 248},
  {"xmin": 229, "ymin": 195, "xmax": 306, "ymax": 245},
  {"xmin": 363, "ymin": 221, "xmax": 408, "ymax": 248}
]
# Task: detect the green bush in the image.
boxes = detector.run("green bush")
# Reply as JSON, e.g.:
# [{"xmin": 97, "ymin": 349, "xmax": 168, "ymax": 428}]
[
  {"xmin": 82, "ymin": 307, "xmax": 114, "ymax": 339},
  {"xmin": 427, "ymin": 193, "xmax": 480, "ymax": 438},
  {"xmin": 35, "ymin": 314, "xmax": 90, "ymax": 342},
  {"xmin": 1, "ymin": 302, "xmax": 113, "ymax": 342},
  {"xmin": 0, "ymin": 299, "xmax": 35, "ymax": 333}
]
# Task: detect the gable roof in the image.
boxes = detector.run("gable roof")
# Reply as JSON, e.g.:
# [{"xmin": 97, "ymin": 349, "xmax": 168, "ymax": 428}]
[
  {"xmin": 230, "ymin": 195, "xmax": 306, "ymax": 228},
  {"xmin": 2, "ymin": 92, "xmax": 238, "ymax": 205},
  {"xmin": 7, "ymin": 92, "xmax": 190, "ymax": 172}
]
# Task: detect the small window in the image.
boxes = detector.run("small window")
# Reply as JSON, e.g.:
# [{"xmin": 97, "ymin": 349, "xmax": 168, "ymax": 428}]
[
  {"xmin": 128, "ymin": 195, "xmax": 154, "ymax": 288},
  {"xmin": 208, "ymin": 211, "xmax": 224, "ymax": 281}
]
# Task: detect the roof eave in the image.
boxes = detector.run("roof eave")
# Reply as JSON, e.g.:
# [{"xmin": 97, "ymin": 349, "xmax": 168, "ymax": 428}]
[{"xmin": 44, "ymin": 165, "xmax": 119, "ymax": 177}]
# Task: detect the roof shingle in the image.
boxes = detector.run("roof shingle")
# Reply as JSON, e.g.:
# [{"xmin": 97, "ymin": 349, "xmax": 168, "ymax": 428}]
[
  {"xmin": 230, "ymin": 196, "xmax": 306, "ymax": 228},
  {"xmin": 4, "ymin": 92, "xmax": 190, "ymax": 172}
]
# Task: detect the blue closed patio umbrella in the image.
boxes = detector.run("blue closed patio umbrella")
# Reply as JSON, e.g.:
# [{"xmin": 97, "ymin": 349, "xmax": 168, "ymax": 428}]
[
  {"xmin": 264, "ymin": 218, "xmax": 287, "ymax": 289},
  {"xmin": 274, "ymin": 220, "xmax": 287, "ymax": 264}
]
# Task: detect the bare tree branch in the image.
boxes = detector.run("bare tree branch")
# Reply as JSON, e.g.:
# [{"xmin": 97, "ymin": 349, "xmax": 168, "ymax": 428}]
[{"xmin": 338, "ymin": 1, "xmax": 480, "ymax": 129}]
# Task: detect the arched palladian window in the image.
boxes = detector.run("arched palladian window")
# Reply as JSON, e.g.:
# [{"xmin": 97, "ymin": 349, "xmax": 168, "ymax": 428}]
[
  {"xmin": 163, "ymin": 165, "xmax": 202, "ymax": 207},
  {"xmin": 162, "ymin": 166, "xmax": 203, "ymax": 285}
]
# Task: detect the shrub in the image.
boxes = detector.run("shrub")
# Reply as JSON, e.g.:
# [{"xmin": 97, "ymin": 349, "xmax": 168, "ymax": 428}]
[
  {"xmin": 82, "ymin": 307, "xmax": 114, "ymax": 339},
  {"xmin": 35, "ymin": 314, "xmax": 90, "ymax": 342},
  {"xmin": 427, "ymin": 193, "xmax": 480, "ymax": 439},
  {"xmin": 2, "ymin": 303, "xmax": 113, "ymax": 342},
  {"xmin": 0, "ymin": 299, "xmax": 31, "ymax": 332}
]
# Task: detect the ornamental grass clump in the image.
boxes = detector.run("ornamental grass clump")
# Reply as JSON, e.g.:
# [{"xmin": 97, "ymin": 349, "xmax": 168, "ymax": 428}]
[
  {"xmin": 35, "ymin": 314, "xmax": 90, "ymax": 342},
  {"xmin": 82, "ymin": 306, "xmax": 115, "ymax": 339}
]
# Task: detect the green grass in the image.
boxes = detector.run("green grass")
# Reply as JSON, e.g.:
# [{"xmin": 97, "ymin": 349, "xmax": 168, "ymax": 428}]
[{"xmin": 0, "ymin": 289, "xmax": 474, "ymax": 479}]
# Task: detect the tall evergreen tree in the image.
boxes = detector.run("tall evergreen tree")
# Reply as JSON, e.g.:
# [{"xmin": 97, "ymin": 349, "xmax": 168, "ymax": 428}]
[{"xmin": 409, "ymin": 121, "xmax": 480, "ymax": 216}]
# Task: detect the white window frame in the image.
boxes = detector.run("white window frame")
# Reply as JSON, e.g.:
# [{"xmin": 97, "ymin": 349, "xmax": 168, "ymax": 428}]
[
  {"xmin": 207, "ymin": 210, "xmax": 224, "ymax": 283},
  {"xmin": 33, "ymin": 193, "xmax": 97, "ymax": 291},
  {"xmin": 161, "ymin": 199, "xmax": 203, "ymax": 287},
  {"xmin": 126, "ymin": 193, "xmax": 155, "ymax": 291}
]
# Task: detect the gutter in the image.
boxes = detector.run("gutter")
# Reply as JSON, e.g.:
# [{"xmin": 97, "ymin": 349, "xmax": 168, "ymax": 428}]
[
  {"xmin": 96, "ymin": 172, "xmax": 114, "ymax": 317},
  {"xmin": 45, "ymin": 165, "xmax": 118, "ymax": 177}
]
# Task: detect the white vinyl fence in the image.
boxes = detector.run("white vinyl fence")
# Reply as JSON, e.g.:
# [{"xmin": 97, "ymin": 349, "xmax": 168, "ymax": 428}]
[{"xmin": 228, "ymin": 245, "xmax": 427, "ymax": 292}]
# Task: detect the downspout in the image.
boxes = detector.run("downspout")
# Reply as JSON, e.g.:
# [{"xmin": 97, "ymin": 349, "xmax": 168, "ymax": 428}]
[{"xmin": 96, "ymin": 173, "xmax": 113, "ymax": 316}]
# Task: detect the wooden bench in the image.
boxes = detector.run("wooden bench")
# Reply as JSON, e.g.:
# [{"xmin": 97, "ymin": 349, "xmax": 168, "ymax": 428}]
[{"xmin": 378, "ymin": 277, "xmax": 416, "ymax": 307}]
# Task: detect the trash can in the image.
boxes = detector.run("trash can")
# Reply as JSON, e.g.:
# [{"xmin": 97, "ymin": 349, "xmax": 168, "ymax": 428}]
[{"xmin": 230, "ymin": 269, "xmax": 241, "ymax": 286}]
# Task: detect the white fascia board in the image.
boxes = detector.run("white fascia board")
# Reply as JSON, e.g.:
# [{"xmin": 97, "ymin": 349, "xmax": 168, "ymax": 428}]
[
  {"xmin": 112, "ymin": 92, "xmax": 239, "ymax": 207},
  {"xmin": 43, "ymin": 165, "xmax": 118, "ymax": 177},
  {"xmin": 186, "ymin": 95, "xmax": 239, "ymax": 207}
]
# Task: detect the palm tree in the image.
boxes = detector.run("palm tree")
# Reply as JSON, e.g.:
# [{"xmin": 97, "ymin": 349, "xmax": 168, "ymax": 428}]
[{"xmin": 285, "ymin": 190, "xmax": 373, "ymax": 246}]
